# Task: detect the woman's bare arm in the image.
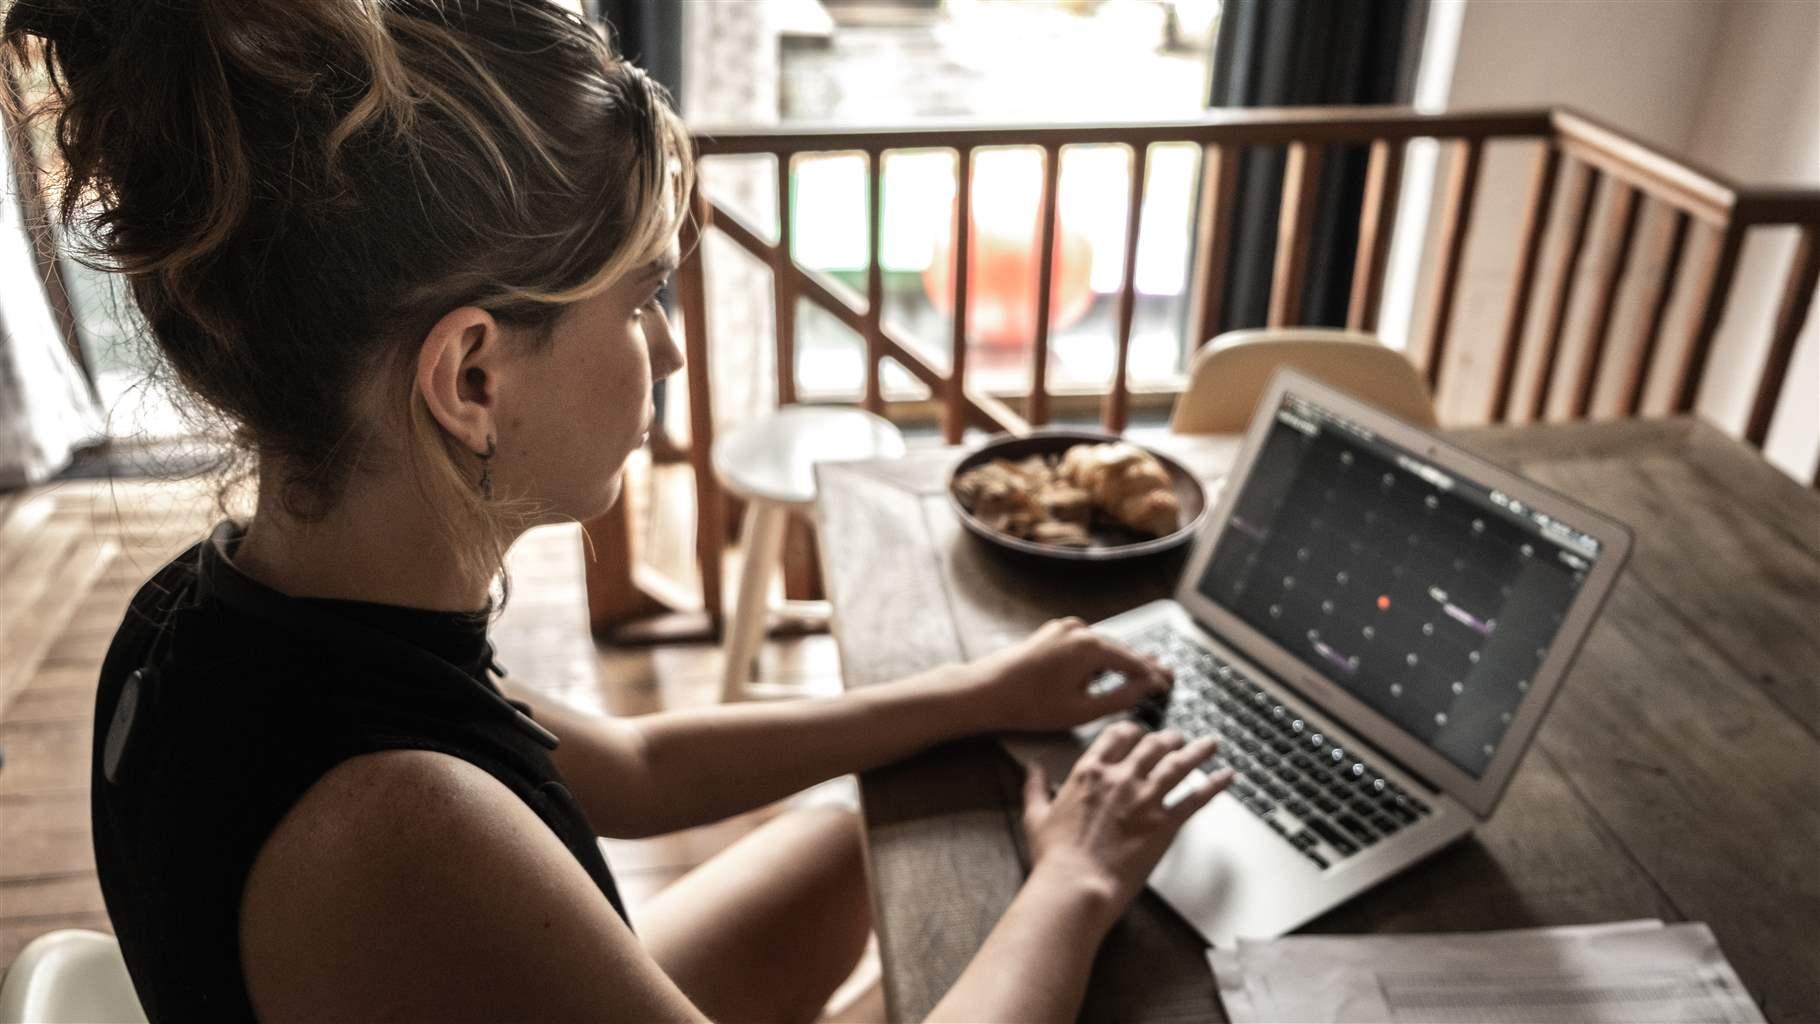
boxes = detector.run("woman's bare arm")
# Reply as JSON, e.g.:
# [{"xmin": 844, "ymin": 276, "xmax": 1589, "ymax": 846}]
[
  {"xmin": 512, "ymin": 619, "xmax": 1171, "ymax": 837},
  {"xmin": 240, "ymin": 723, "xmax": 1227, "ymax": 1024},
  {"xmin": 519, "ymin": 662, "xmax": 979, "ymax": 837}
]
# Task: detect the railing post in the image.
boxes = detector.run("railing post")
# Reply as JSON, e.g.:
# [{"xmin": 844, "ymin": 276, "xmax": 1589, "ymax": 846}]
[
  {"xmin": 708, "ymin": 197, "xmax": 1030, "ymax": 438},
  {"xmin": 677, "ymin": 181, "xmax": 724, "ymax": 625},
  {"xmin": 945, "ymin": 148, "xmax": 973, "ymax": 444},
  {"xmin": 1421, "ymin": 138, "xmax": 1484, "ymax": 396},
  {"xmin": 1572, "ymin": 182, "xmax": 1642, "ymax": 418},
  {"xmin": 1617, "ymin": 208, "xmax": 1690, "ymax": 416},
  {"xmin": 1530, "ymin": 162, "xmax": 1600, "ymax": 421},
  {"xmin": 1104, "ymin": 143, "xmax": 1148, "ymax": 434},
  {"xmin": 772, "ymin": 153, "xmax": 797, "ymax": 406},
  {"xmin": 1028, "ymin": 144, "xmax": 1061, "ymax": 426},
  {"xmin": 1348, "ymin": 138, "xmax": 1404, "ymax": 334},
  {"xmin": 1187, "ymin": 142, "xmax": 1240, "ymax": 351},
  {"xmin": 1671, "ymin": 221, "xmax": 1745, "ymax": 413},
  {"xmin": 1269, "ymin": 141, "xmax": 1323, "ymax": 328},
  {"xmin": 863, "ymin": 148, "xmax": 886, "ymax": 414},
  {"xmin": 1489, "ymin": 144, "xmax": 1560, "ymax": 422},
  {"xmin": 1746, "ymin": 224, "xmax": 1819, "ymax": 446}
]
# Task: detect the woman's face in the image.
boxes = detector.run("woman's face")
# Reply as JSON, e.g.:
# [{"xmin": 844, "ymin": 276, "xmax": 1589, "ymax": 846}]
[{"xmin": 495, "ymin": 241, "xmax": 684, "ymax": 523}]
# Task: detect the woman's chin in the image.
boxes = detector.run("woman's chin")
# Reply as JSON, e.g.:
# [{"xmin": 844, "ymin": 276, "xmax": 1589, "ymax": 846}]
[{"xmin": 584, "ymin": 470, "xmax": 627, "ymax": 521}]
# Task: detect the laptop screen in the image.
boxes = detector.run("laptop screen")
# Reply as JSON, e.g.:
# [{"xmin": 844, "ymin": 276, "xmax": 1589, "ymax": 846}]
[{"xmin": 1195, "ymin": 393, "xmax": 1602, "ymax": 778}]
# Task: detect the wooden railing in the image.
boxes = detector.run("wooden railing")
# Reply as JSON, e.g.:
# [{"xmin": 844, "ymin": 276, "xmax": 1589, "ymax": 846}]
[{"xmin": 616, "ymin": 106, "xmax": 1820, "ymax": 637}]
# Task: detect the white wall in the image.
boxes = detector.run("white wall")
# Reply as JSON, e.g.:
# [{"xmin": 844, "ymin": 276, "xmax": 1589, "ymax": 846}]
[
  {"xmin": 1681, "ymin": 0, "xmax": 1820, "ymax": 482},
  {"xmin": 1385, "ymin": 0, "xmax": 1819, "ymax": 482}
]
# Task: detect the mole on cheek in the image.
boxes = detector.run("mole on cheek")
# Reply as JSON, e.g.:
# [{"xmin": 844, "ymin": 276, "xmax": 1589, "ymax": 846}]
[{"xmin": 511, "ymin": 417, "xmax": 524, "ymax": 430}]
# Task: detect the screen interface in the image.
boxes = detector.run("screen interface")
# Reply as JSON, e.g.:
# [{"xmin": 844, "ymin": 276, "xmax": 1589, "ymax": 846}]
[{"xmin": 1198, "ymin": 394, "xmax": 1601, "ymax": 777}]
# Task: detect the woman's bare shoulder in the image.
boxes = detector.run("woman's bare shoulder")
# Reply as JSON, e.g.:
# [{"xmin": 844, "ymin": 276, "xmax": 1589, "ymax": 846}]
[{"xmin": 239, "ymin": 749, "xmax": 703, "ymax": 1023}]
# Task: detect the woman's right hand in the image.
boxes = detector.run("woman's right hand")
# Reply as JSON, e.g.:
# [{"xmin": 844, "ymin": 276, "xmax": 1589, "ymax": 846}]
[{"xmin": 1020, "ymin": 722, "xmax": 1233, "ymax": 928}]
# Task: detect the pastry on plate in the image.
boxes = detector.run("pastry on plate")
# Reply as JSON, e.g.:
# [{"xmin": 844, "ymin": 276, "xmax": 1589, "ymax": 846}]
[
  {"xmin": 953, "ymin": 441, "xmax": 1181, "ymax": 547},
  {"xmin": 1058, "ymin": 442, "xmax": 1180, "ymax": 538}
]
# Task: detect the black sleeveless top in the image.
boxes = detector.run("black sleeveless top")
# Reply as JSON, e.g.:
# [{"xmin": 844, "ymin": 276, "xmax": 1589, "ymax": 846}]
[{"xmin": 91, "ymin": 523, "xmax": 627, "ymax": 1022}]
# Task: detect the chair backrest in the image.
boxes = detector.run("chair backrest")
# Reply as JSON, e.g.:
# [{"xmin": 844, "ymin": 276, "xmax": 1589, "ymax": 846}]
[
  {"xmin": 0, "ymin": 930, "xmax": 147, "ymax": 1024},
  {"xmin": 1170, "ymin": 328, "xmax": 1437, "ymax": 435}
]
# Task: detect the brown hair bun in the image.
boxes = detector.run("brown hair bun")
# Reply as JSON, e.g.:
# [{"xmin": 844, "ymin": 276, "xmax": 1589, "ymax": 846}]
[{"xmin": 3, "ymin": 0, "xmax": 691, "ymax": 574}]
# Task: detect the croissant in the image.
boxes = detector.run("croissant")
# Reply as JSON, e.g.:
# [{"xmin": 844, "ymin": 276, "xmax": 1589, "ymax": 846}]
[
  {"xmin": 955, "ymin": 442, "xmax": 1181, "ymax": 546},
  {"xmin": 1059, "ymin": 443, "xmax": 1181, "ymax": 538},
  {"xmin": 1032, "ymin": 480, "xmax": 1092, "ymax": 526},
  {"xmin": 1031, "ymin": 519, "xmax": 1092, "ymax": 546},
  {"xmin": 952, "ymin": 459, "xmax": 1044, "ymax": 537}
]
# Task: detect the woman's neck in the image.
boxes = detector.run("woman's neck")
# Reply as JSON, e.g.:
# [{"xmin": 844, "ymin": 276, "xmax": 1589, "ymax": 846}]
[{"xmin": 234, "ymin": 482, "xmax": 495, "ymax": 613}]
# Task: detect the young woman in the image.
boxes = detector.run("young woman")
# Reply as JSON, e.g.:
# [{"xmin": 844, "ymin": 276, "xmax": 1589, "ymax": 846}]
[{"xmin": 3, "ymin": 1, "xmax": 1233, "ymax": 1020}]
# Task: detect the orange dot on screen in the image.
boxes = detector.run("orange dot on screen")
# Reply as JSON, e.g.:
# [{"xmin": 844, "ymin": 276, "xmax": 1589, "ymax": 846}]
[{"xmin": 1377, "ymin": 595, "xmax": 1391, "ymax": 611}]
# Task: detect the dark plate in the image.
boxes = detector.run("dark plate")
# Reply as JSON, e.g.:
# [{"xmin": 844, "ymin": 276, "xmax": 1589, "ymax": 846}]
[{"xmin": 949, "ymin": 430, "xmax": 1209, "ymax": 562}]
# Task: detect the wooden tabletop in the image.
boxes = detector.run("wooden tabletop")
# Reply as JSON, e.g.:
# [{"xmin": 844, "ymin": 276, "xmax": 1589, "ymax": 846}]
[{"xmin": 814, "ymin": 417, "xmax": 1819, "ymax": 1024}]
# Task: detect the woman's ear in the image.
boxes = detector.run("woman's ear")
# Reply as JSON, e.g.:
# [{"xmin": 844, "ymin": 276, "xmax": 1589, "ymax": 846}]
[{"xmin": 416, "ymin": 307, "xmax": 503, "ymax": 454}]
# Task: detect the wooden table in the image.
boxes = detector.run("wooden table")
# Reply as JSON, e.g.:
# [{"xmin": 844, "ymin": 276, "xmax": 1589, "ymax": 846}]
[{"xmin": 815, "ymin": 417, "xmax": 1820, "ymax": 1024}]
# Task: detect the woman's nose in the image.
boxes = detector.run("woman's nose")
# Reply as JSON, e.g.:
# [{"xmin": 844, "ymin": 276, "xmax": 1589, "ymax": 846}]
[{"xmin": 648, "ymin": 307, "xmax": 685, "ymax": 379}]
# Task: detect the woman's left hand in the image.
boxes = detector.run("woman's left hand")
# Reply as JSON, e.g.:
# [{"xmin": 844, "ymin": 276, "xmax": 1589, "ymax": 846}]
[{"xmin": 961, "ymin": 617, "xmax": 1173, "ymax": 733}]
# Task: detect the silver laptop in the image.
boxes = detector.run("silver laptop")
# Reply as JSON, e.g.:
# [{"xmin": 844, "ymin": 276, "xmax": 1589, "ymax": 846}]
[{"xmin": 1006, "ymin": 369, "xmax": 1631, "ymax": 947}]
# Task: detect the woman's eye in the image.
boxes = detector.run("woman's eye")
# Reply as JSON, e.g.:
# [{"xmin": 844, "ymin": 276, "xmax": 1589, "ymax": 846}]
[{"xmin": 635, "ymin": 280, "xmax": 672, "ymax": 319}]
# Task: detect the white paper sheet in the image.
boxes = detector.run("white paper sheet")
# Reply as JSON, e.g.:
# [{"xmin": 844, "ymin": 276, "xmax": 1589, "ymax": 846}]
[{"xmin": 1208, "ymin": 920, "xmax": 1766, "ymax": 1024}]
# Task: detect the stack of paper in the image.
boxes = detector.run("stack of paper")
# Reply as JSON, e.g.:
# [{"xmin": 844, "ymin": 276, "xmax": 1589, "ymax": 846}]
[{"xmin": 1208, "ymin": 920, "xmax": 1764, "ymax": 1024}]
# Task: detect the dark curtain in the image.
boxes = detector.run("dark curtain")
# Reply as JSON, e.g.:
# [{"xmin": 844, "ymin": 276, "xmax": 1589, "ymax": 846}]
[
  {"xmin": 585, "ymin": 0, "xmax": 684, "ymax": 429},
  {"xmin": 584, "ymin": 0, "xmax": 683, "ymax": 98},
  {"xmin": 1205, "ymin": 0, "xmax": 1425, "ymax": 334}
]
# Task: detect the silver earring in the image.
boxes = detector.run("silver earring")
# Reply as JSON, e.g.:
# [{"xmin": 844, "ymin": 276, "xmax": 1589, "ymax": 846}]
[{"xmin": 478, "ymin": 435, "xmax": 496, "ymax": 500}]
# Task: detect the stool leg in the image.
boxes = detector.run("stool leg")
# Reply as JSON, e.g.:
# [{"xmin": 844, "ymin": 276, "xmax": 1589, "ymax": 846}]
[{"xmin": 720, "ymin": 499, "xmax": 788, "ymax": 702}]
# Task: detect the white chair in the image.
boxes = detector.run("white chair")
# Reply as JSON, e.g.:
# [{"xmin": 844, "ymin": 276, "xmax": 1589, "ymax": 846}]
[
  {"xmin": 1170, "ymin": 327, "xmax": 1437, "ymax": 435},
  {"xmin": 0, "ymin": 930, "xmax": 146, "ymax": 1024},
  {"xmin": 713, "ymin": 406, "xmax": 905, "ymax": 701}
]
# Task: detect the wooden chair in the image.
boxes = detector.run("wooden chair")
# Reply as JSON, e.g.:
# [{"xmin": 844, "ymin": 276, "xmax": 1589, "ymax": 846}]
[{"xmin": 1170, "ymin": 328, "xmax": 1437, "ymax": 435}]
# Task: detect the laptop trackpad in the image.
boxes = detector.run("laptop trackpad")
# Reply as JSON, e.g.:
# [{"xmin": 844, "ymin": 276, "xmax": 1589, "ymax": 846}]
[
  {"xmin": 997, "ymin": 728, "xmax": 1092, "ymax": 788},
  {"xmin": 999, "ymin": 726, "xmax": 1320, "ymax": 947}
]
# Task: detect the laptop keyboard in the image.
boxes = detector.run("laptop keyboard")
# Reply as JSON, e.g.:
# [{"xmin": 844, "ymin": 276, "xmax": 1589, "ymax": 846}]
[{"xmin": 1106, "ymin": 624, "xmax": 1433, "ymax": 870}]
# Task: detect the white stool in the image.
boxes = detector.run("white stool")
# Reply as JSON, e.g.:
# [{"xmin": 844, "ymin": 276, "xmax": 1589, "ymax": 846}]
[
  {"xmin": 0, "ymin": 930, "xmax": 147, "ymax": 1024},
  {"xmin": 713, "ymin": 406, "xmax": 905, "ymax": 701}
]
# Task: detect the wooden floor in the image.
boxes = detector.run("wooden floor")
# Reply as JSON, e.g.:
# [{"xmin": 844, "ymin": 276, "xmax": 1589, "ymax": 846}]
[{"xmin": 0, "ymin": 457, "xmax": 882, "ymax": 1019}]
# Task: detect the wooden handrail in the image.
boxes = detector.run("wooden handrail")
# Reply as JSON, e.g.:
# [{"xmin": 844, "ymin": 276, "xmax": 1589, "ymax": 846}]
[
  {"xmin": 710, "ymin": 199, "xmax": 1030, "ymax": 436},
  {"xmin": 689, "ymin": 107, "xmax": 1556, "ymax": 156},
  {"xmin": 628, "ymin": 105, "xmax": 1820, "ymax": 632},
  {"xmin": 1551, "ymin": 108, "xmax": 1737, "ymax": 224},
  {"xmin": 1734, "ymin": 188, "xmax": 1820, "ymax": 226}
]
